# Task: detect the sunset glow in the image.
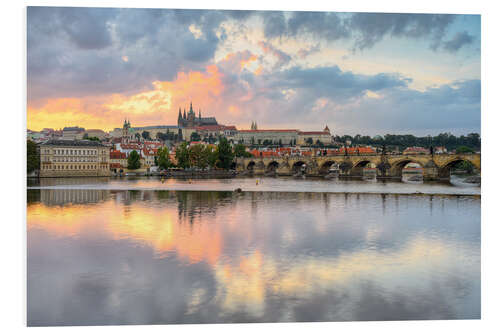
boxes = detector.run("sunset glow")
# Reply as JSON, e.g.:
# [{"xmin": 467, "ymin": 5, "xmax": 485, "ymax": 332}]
[{"xmin": 27, "ymin": 7, "xmax": 480, "ymax": 135}]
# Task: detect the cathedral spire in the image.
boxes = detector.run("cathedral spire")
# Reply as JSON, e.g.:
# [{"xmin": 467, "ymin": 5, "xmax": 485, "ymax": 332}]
[
  {"xmin": 189, "ymin": 101, "xmax": 194, "ymax": 114},
  {"xmin": 183, "ymin": 108, "xmax": 186, "ymax": 119},
  {"xmin": 199, "ymin": 109, "xmax": 201, "ymax": 120}
]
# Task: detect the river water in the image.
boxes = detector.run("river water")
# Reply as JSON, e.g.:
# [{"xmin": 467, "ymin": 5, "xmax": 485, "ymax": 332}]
[{"xmin": 27, "ymin": 177, "xmax": 480, "ymax": 325}]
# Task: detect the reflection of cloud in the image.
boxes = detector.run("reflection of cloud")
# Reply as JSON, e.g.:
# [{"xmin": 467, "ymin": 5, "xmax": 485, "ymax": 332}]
[
  {"xmin": 27, "ymin": 191, "xmax": 480, "ymax": 323},
  {"xmin": 210, "ymin": 234, "xmax": 475, "ymax": 319}
]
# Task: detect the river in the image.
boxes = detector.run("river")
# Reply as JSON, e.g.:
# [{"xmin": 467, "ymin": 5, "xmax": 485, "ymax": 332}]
[{"xmin": 27, "ymin": 177, "xmax": 480, "ymax": 325}]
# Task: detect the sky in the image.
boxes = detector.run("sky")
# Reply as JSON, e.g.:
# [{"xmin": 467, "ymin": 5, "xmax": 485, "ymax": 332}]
[{"xmin": 27, "ymin": 7, "xmax": 481, "ymax": 136}]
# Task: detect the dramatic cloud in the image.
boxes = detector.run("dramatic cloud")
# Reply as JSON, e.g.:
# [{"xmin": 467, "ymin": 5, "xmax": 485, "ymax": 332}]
[
  {"xmin": 27, "ymin": 7, "xmax": 480, "ymax": 134},
  {"xmin": 442, "ymin": 31, "xmax": 475, "ymax": 52},
  {"xmin": 348, "ymin": 13, "xmax": 456, "ymax": 51}
]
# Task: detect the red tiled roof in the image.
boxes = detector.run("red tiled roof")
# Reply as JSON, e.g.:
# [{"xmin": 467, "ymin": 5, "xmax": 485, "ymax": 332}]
[
  {"xmin": 195, "ymin": 125, "xmax": 236, "ymax": 131},
  {"xmin": 339, "ymin": 147, "xmax": 376, "ymax": 154},
  {"xmin": 239, "ymin": 129, "xmax": 298, "ymax": 133},
  {"xmin": 110, "ymin": 150, "xmax": 127, "ymax": 159}
]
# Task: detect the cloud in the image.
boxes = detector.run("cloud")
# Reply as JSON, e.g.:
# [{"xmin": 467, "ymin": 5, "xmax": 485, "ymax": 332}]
[
  {"xmin": 442, "ymin": 31, "xmax": 475, "ymax": 52},
  {"xmin": 260, "ymin": 12, "xmax": 468, "ymax": 53},
  {"xmin": 348, "ymin": 13, "xmax": 456, "ymax": 51},
  {"xmin": 257, "ymin": 41, "xmax": 292, "ymax": 70},
  {"xmin": 27, "ymin": 8, "xmax": 234, "ymax": 103}
]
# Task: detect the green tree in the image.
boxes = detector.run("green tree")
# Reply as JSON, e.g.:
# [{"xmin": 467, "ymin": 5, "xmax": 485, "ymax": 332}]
[
  {"xmin": 127, "ymin": 150, "xmax": 141, "ymax": 169},
  {"xmin": 456, "ymin": 146, "xmax": 475, "ymax": 154},
  {"xmin": 189, "ymin": 144, "xmax": 208, "ymax": 169},
  {"xmin": 175, "ymin": 142, "xmax": 190, "ymax": 169},
  {"xmin": 190, "ymin": 132, "xmax": 201, "ymax": 142},
  {"xmin": 27, "ymin": 140, "xmax": 39, "ymax": 173},
  {"xmin": 454, "ymin": 160, "xmax": 475, "ymax": 173},
  {"xmin": 234, "ymin": 144, "xmax": 252, "ymax": 157},
  {"xmin": 156, "ymin": 147, "xmax": 172, "ymax": 170},
  {"xmin": 216, "ymin": 137, "xmax": 234, "ymax": 170},
  {"xmin": 142, "ymin": 131, "xmax": 151, "ymax": 140},
  {"xmin": 205, "ymin": 145, "xmax": 218, "ymax": 168},
  {"xmin": 306, "ymin": 138, "xmax": 313, "ymax": 145}
]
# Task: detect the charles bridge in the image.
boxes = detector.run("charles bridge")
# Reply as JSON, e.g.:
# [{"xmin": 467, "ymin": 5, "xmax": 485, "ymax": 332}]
[{"xmin": 235, "ymin": 153, "xmax": 481, "ymax": 180}]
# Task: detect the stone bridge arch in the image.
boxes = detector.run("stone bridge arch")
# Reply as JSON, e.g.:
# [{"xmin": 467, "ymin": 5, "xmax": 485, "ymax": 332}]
[
  {"xmin": 437, "ymin": 156, "xmax": 481, "ymax": 178},
  {"xmin": 292, "ymin": 160, "xmax": 309, "ymax": 174},
  {"xmin": 350, "ymin": 160, "xmax": 376, "ymax": 177},
  {"xmin": 319, "ymin": 160, "xmax": 339, "ymax": 175},
  {"xmin": 388, "ymin": 158, "xmax": 424, "ymax": 178},
  {"xmin": 338, "ymin": 161, "xmax": 353, "ymax": 175},
  {"xmin": 266, "ymin": 160, "xmax": 280, "ymax": 173},
  {"xmin": 246, "ymin": 160, "xmax": 256, "ymax": 171}
]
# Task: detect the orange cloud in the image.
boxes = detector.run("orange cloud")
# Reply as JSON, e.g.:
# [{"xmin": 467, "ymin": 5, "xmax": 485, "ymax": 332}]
[{"xmin": 27, "ymin": 65, "xmax": 225, "ymax": 132}]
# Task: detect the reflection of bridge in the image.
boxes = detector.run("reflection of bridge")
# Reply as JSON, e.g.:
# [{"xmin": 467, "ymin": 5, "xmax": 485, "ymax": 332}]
[{"xmin": 236, "ymin": 153, "xmax": 481, "ymax": 180}]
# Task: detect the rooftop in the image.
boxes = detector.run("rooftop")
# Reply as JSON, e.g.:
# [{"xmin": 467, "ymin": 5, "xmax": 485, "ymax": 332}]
[
  {"xmin": 239, "ymin": 129, "xmax": 299, "ymax": 133},
  {"xmin": 41, "ymin": 139, "xmax": 106, "ymax": 147}
]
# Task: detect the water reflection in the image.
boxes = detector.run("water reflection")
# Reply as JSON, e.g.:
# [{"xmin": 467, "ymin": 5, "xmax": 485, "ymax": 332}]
[{"xmin": 27, "ymin": 190, "xmax": 480, "ymax": 325}]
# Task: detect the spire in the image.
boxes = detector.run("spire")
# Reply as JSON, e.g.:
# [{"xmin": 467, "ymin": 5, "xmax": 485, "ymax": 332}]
[
  {"xmin": 199, "ymin": 109, "xmax": 201, "ymax": 119},
  {"xmin": 183, "ymin": 109, "xmax": 186, "ymax": 119},
  {"xmin": 189, "ymin": 101, "xmax": 194, "ymax": 114},
  {"xmin": 324, "ymin": 124, "xmax": 330, "ymax": 133}
]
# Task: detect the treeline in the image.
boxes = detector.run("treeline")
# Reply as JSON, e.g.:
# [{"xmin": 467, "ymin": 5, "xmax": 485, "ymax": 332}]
[
  {"xmin": 150, "ymin": 138, "xmax": 246, "ymax": 171},
  {"xmin": 334, "ymin": 133, "xmax": 480, "ymax": 151}
]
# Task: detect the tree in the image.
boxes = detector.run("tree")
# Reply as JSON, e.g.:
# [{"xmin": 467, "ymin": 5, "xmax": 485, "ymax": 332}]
[
  {"xmin": 190, "ymin": 132, "xmax": 201, "ymax": 142},
  {"xmin": 156, "ymin": 147, "xmax": 172, "ymax": 170},
  {"xmin": 88, "ymin": 136, "xmax": 100, "ymax": 142},
  {"xmin": 135, "ymin": 133, "xmax": 141, "ymax": 141},
  {"xmin": 27, "ymin": 140, "xmax": 39, "ymax": 173},
  {"xmin": 205, "ymin": 146, "xmax": 218, "ymax": 168},
  {"xmin": 456, "ymin": 146, "xmax": 475, "ymax": 154},
  {"xmin": 83, "ymin": 133, "xmax": 89, "ymax": 139},
  {"xmin": 189, "ymin": 144, "xmax": 208, "ymax": 169},
  {"xmin": 175, "ymin": 142, "xmax": 190, "ymax": 169},
  {"xmin": 216, "ymin": 137, "xmax": 234, "ymax": 170},
  {"xmin": 454, "ymin": 160, "xmax": 475, "ymax": 173},
  {"xmin": 306, "ymin": 138, "xmax": 313, "ymax": 145},
  {"xmin": 234, "ymin": 144, "xmax": 252, "ymax": 157},
  {"xmin": 142, "ymin": 131, "xmax": 151, "ymax": 140},
  {"xmin": 127, "ymin": 150, "xmax": 141, "ymax": 169}
]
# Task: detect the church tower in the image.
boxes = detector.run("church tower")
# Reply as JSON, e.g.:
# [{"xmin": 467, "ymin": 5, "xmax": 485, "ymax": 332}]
[{"xmin": 178, "ymin": 108, "xmax": 183, "ymax": 127}]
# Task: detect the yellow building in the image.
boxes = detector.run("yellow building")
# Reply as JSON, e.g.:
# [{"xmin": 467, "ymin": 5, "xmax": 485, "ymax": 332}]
[
  {"xmin": 297, "ymin": 126, "xmax": 332, "ymax": 145},
  {"xmin": 39, "ymin": 140, "xmax": 111, "ymax": 177}
]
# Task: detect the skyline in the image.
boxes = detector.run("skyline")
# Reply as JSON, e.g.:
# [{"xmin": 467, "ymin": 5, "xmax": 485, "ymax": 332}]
[{"xmin": 27, "ymin": 7, "xmax": 481, "ymax": 135}]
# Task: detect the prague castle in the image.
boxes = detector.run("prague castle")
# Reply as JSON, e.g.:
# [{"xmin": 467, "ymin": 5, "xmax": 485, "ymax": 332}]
[{"xmin": 178, "ymin": 102, "xmax": 218, "ymax": 128}]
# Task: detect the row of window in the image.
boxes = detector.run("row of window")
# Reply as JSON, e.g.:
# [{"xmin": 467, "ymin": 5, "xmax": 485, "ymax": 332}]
[
  {"xmin": 42, "ymin": 164, "xmax": 109, "ymax": 170},
  {"xmin": 43, "ymin": 148, "xmax": 101, "ymax": 155},
  {"xmin": 51, "ymin": 157, "xmax": 98, "ymax": 162}
]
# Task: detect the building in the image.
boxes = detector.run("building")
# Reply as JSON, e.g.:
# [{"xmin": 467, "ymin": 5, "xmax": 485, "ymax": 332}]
[
  {"xmin": 132, "ymin": 125, "xmax": 180, "ymax": 140},
  {"xmin": 178, "ymin": 102, "xmax": 218, "ymax": 128},
  {"xmin": 61, "ymin": 126, "xmax": 85, "ymax": 140},
  {"xmin": 39, "ymin": 140, "xmax": 111, "ymax": 177},
  {"xmin": 84, "ymin": 129, "xmax": 107, "ymax": 140},
  {"xmin": 191, "ymin": 125, "xmax": 238, "ymax": 141},
  {"xmin": 234, "ymin": 129, "xmax": 300, "ymax": 145},
  {"xmin": 338, "ymin": 146, "xmax": 376, "ymax": 155},
  {"xmin": 403, "ymin": 147, "xmax": 430, "ymax": 155},
  {"xmin": 109, "ymin": 150, "xmax": 127, "ymax": 173},
  {"xmin": 297, "ymin": 125, "xmax": 332, "ymax": 145},
  {"xmin": 434, "ymin": 146, "xmax": 448, "ymax": 154}
]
